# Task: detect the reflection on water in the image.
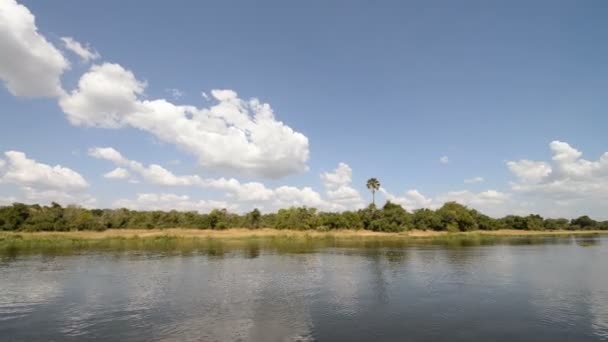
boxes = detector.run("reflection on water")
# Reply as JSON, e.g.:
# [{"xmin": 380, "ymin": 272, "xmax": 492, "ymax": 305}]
[{"xmin": 0, "ymin": 236, "xmax": 607, "ymax": 341}]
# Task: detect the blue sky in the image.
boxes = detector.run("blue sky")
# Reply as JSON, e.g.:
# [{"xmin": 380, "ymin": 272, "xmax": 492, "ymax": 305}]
[{"xmin": 1, "ymin": 0, "xmax": 607, "ymax": 218}]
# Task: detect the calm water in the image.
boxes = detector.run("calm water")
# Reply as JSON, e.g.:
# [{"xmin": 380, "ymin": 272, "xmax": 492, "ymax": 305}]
[{"xmin": 1, "ymin": 236, "xmax": 607, "ymax": 341}]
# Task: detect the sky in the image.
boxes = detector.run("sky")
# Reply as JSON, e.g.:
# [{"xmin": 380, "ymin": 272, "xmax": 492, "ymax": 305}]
[{"xmin": 1, "ymin": 0, "xmax": 607, "ymax": 219}]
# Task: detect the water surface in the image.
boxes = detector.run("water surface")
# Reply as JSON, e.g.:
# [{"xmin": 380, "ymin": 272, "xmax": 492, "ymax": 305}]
[{"xmin": 1, "ymin": 236, "xmax": 607, "ymax": 341}]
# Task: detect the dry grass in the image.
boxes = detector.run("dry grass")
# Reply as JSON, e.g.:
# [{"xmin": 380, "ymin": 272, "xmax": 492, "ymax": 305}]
[{"xmin": 2, "ymin": 228, "xmax": 606, "ymax": 241}]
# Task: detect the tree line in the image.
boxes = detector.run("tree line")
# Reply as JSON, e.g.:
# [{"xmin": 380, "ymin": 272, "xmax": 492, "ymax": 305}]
[{"xmin": 0, "ymin": 201, "xmax": 606, "ymax": 232}]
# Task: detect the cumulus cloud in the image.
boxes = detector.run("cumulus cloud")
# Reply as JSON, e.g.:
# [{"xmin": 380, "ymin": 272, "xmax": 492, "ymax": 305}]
[
  {"xmin": 113, "ymin": 193, "xmax": 234, "ymax": 213},
  {"xmin": 464, "ymin": 176, "xmax": 484, "ymax": 184},
  {"xmin": 439, "ymin": 156, "xmax": 449, "ymax": 164},
  {"xmin": 320, "ymin": 163, "xmax": 364, "ymax": 209},
  {"xmin": 61, "ymin": 63, "xmax": 309, "ymax": 178},
  {"xmin": 0, "ymin": 0, "xmax": 309, "ymax": 178},
  {"xmin": 379, "ymin": 188, "xmax": 433, "ymax": 210},
  {"xmin": 1, "ymin": 151, "xmax": 88, "ymax": 190},
  {"xmin": 507, "ymin": 160, "xmax": 551, "ymax": 183},
  {"xmin": 22, "ymin": 187, "xmax": 97, "ymax": 208},
  {"xmin": 274, "ymin": 186, "xmax": 325, "ymax": 208},
  {"xmin": 507, "ymin": 140, "xmax": 608, "ymax": 218},
  {"xmin": 0, "ymin": 150, "xmax": 94, "ymax": 206},
  {"xmin": 379, "ymin": 187, "xmax": 509, "ymax": 216},
  {"xmin": 89, "ymin": 146, "xmax": 323, "ymax": 207},
  {"xmin": 103, "ymin": 167, "xmax": 130, "ymax": 180},
  {"xmin": 0, "ymin": 0, "xmax": 69, "ymax": 97},
  {"xmin": 434, "ymin": 190, "xmax": 510, "ymax": 207},
  {"xmin": 59, "ymin": 63, "xmax": 145, "ymax": 128},
  {"xmin": 61, "ymin": 36, "xmax": 100, "ymax": 62},
  {"xmin": 90, "ymin": 147, "xmax": 367, "ymax": 212}
]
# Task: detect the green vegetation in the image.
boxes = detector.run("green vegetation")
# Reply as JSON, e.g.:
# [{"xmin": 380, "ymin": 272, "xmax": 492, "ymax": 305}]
[
  {"xmin": 2, "ymin": 230, "xmax": 600, "ymax": 258},
  {"xmin": 1, "ymin": 201, "xmax": 607, "ymax": 233}
]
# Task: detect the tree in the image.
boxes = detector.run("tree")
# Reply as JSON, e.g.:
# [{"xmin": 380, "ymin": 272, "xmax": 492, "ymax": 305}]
[
  {"xmin": 368, "ymin": 201, "xmax": 411, "ymax": 232},
  {"xmin": 571, "ymin": 215, "xmax": 597, "ymax": 230},
  {"xmin": 248, "ymin": 208, "xmax": 262, "ymax": 228},
  {"xmin": 366, "ymin": 178, "xmax": 381, "ymax": 206},
  {"xmin": 436, "ymin": 202, "xmax": 477, "ymax": 232}
]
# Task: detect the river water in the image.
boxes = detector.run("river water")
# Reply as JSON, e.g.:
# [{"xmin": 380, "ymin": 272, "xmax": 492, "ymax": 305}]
[{"xmin": 1, "ymin": 235, "xmax": 607, "ymax": 341}]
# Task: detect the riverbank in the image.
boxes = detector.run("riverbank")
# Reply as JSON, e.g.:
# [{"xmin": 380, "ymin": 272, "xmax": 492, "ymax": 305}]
[
  {"xmin": 2, "ymin": 228, "xmax": 606, "ymax": 240},
  {"xmin": 1, "ymin": 229, "xmax": 605, "ymax": 255}
]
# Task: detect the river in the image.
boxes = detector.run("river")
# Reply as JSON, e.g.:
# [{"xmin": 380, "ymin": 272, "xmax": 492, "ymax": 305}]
[{"xmin": 1, "ymin": 235, "xmax": 607, "ymax": 341}]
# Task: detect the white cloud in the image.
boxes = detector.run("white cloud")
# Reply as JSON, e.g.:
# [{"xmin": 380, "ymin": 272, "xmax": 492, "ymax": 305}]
[
  {"xmin": 274, "ymin": 186, "xmax": 325, "ymax": 208},
  {"xmin": 61, "ymin": 63, "xmax": 309, "ymax": 178},
  {"xmin": 103, "ymin": 167, "xmax": 130, "ymax": 180},
  {"xmin": 434, "ymin": 190, "xmax": 510, "ymax": 207},
  {"xmin": 89, "ymin": 146, "xmax": 317, "ymax": 206},
  {"xmin": 90, "ymin": 147, "xmax": 202, "ymax": 186},
  {"xmin": 0, "ymin": 0, "xmax": 69, "ymax": 97},
  {"xmin": 379, "ymin": 187, "xmax": 510, "ymax": 216},
  {"xmin": 507, "ymin": 160, "xmax": 551, "ymax": 183},
  {"xmin": 321, "ymin": 162, "xmax": 352, "ymax": 189},
  {"xmin": 165, "ymin": 87, "xmax": 183, "ymax": 99},
  {"xmin": 439, "ymin": 156, "xmax": 449, "ymax": 164},
  {"xmin": 464, "ymin": 176, "xmax": 484, "ymax": 184},
  {"xmin": 1, "ymin": 0, "xmax": 309, "ymax": 178},
  {"xmin": 320, "ymin": 163, "xmax": 364, "ymax": 209},
  {"xmin": 507, "ymin": 141, "xmax": 608, "ymax": 218},
  {"xmin": 60, "ymin": 36, "xmax": 100, "ymax": 62},
  {"xmin": 22, "ymin": 187, "xmax": 97, "ymax": 208},
  {"xmin": 0, "ymin": 150, "xmax": 95, "ymax": 206},
  {"xmin": 88, "ymin": 147, "xmax": 354, "ymax": 211},
  {"xmin": 59, "ymin": 63, "xmax": 145, "ymax": 128},
  {"xmin": 1, "ymin": 151, "xmax": 88, "ymax": 190},
  {"xmin": 113, "ymin": 193, "xmax": 234, "ymax": 213},
  {"xmin": 379, "ymin": 188, "xmax": 433, "ymax": 210}
]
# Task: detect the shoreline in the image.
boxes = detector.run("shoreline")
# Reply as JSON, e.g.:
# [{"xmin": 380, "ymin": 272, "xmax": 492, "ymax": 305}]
[{"xmin": 2, "ymin": 228, "xmax": 607, "ymax": 241}]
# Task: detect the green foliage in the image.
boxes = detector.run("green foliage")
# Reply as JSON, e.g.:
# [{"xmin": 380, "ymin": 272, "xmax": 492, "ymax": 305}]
[
  {"xmin": 275, "ymin": 207, "xmax": 320, "ymax": 230},
  {"xmin": 367, "ymin": 201, "xmax": 411, "ymax": 232},
  {"xmin": 412, "ymin": 208, "xmax": 441, "ymax": 230},
  {"xmin": 435, "ymin": 202, "xmax": 477, "ymax": 232},
  {"xmin": 543, "ymin": 218, "xmax": 570, "ymax": 230},
  {"xmin": 0, "ymin": 202, "xmax": 604, "ymax": 232},
  {"xmin": 571, "ymin": 216, "xmax": 597, "ymax": 230}
]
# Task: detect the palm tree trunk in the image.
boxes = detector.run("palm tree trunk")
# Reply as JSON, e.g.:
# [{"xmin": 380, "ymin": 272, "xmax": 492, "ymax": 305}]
[{"xmin": 372, "ymin": 190, "xmax": 375, "ymax": 206}]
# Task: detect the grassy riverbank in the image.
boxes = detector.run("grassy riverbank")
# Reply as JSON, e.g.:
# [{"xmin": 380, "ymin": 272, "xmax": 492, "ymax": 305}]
[
  {"xmin": 2, "ymin": 228, "xmax": 607, "ymax": 240},
  {"xmin": 1, "ymin": 228, "xmax": 605, "ymax": 256}
]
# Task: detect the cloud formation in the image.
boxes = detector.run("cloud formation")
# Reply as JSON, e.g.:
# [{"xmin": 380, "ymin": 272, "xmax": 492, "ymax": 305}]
[
  {"xmin": 1, "ymin": 151, "xmax": 88, "ymax": 190},
  {"xmin": 0, "ymin": 0, "xmax": 309, "ymax": 179},
  {"xmin": 0, "ymin": 150, "xmax": 94, "ymax": 206},
  {"xmin": 379, "ymin": 187, "xmax": 510, "ymax": 216},
  {"xmin": 0, "ymin": 0, "xmax": 69, "ymax": 97},
  {"xmin": 89, "ymin": 147, "xmax": 328, "ymax": 209},
  {"xmin": 61, "ymin": 36, "xmax": 100, "ymax": 62},
  {"xmin": 507, "ymin": 140, "xmax": 608, "ymax": 218},
  {"xmin": 114, "ymin": 193, "xmax": 234, "ymax": 213},
  {"xmin": 321, "ymin": 163, "xmax": 364, "ymax": 208},
  {"xmin": 104, "ymin": 167, "xmax": 130, "ymax": 180},
  {"xmin": 61, "ymin": 63, "xmax": 309, "ymax": 178}
]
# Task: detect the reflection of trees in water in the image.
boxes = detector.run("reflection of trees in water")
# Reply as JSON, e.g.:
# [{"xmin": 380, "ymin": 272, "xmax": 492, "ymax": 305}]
[{"xmin": 574, "ymin": 237, "xmax": 601, "ymax": 247}]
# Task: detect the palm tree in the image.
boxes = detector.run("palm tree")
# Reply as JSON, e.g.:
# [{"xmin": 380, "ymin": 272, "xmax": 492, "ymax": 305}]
[{"xmin": 366, "ymin": 178, "xmax": 380, "ymax": 206}]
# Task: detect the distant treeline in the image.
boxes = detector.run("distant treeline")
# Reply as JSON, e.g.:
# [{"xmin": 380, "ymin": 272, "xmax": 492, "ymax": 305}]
[{"xmin": 0, "ymin": 201, "xmax": 606, "ymax": 232}]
